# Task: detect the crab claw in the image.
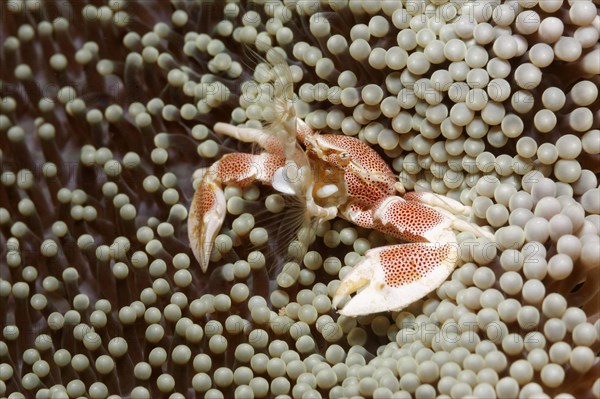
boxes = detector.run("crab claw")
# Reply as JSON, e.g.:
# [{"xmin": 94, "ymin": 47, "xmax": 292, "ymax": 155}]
[
  {"xmin": 188, "ymin": 153, "xmax": 287, "ymax": 272},
  {"xmin": 188, "ymin": 177, "xmax": 226, "ymax": 273},
  {"xmin": 333, "ymin": 241, "xmax": 458, "ymax": 317}
]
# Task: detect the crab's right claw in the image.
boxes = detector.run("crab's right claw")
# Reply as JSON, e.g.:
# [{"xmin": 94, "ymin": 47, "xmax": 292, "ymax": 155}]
[
  {"xmin": 188, "ymin": 177, "xmax": 226, "ymax": 273},
  {"xmin": 333, "ymin": 242, "xmax": 459, "ymax": 317}
]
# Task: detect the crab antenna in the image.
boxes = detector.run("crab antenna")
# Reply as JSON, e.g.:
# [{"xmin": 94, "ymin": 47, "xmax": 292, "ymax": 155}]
[{"xmin": 295, "ymin": 117, "xmax": 316, "ymax": 143}]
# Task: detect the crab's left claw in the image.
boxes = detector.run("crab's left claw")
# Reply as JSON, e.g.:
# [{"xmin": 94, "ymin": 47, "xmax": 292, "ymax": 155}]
[
  {"xmin": 188, "ymin": 176, "xmax": 226, "ymax": 273},
  {"xmin": 188, "ymin": 153, "xmax": 286, "ymax": 272},
  {"xmin": 333, "ymin": 241, "xmax": 458, "ymax": 317}
]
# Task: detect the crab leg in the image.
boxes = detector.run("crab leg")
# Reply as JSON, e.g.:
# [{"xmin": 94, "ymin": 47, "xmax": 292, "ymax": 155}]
[
  {"xmin": 188, "ymin": 152, "xmax": 285, "ymax": 272},
  {"xmin": 214, "ymin": 122, "xmax": 289, "ymax": 156},
  {"xmin": 403, "ymin": 192, "xmax": 495, "ymax": 239},
  {"xmin": 403, "ymin": 191, "xmax": 469, "ymax": 215}
]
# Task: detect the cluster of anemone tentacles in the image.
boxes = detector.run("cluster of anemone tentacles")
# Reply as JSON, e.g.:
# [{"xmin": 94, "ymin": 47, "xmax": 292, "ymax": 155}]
[{"xmin": 1, "ymin": 1, "xmax": 599, "ymax": 398}]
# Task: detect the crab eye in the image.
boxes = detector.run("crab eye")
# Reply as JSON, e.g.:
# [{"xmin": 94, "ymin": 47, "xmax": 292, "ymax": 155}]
[{"xmin": 336, "ymin": 151, "xmax": 351, "ymax": 167}]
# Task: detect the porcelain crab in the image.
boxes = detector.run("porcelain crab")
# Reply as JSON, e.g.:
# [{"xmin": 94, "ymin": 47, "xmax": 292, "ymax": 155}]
[{"xmin": 188, "ymin": 108, "xmax": 493, "ymax": 317}]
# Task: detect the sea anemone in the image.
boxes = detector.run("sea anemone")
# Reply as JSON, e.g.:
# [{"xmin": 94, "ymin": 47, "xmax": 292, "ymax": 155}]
[{"xmin": 1, "ymin": 1, "xmax": 599, "ymax": 398}]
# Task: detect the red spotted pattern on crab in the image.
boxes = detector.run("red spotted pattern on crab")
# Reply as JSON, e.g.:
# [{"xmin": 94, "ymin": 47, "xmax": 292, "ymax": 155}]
[{"xmin": 188, "ymin": 115, "xmax": 494, "ymax": 317}]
